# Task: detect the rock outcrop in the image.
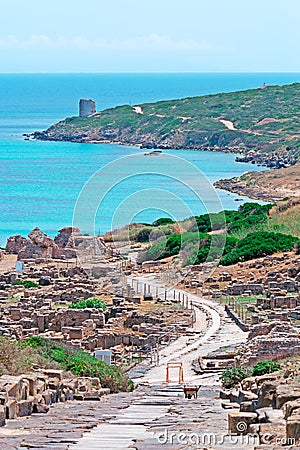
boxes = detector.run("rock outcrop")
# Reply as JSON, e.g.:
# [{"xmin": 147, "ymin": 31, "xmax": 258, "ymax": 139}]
[
  {"xmin": 18, "ymin": 228, "xmax": 61, "ymax": 260},
  {"xmin": 6, "ymin": 235, "xmax": 31, "ymax": 254},
  {"xmin": 5, "ymin": 227, "xmax": 87, "ymax": 260},
  {"xmin": 5, "ymin": 227, "xmax": 109, "ymax": 261},
  {"xmin": 54, "ymin": 226, "xmax": 80, "ymax": 249}
]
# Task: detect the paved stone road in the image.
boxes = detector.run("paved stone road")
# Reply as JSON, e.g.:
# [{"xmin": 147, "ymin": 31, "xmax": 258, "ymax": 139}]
[{"xmin": 71, "ymin": 278, "xmax": 253, "ymax": 450}]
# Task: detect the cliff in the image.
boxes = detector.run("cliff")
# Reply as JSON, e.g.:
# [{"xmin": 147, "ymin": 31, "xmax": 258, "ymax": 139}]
[{"xmin": 34, "ymin": 83, "xmax": 300, "ymax": 168}]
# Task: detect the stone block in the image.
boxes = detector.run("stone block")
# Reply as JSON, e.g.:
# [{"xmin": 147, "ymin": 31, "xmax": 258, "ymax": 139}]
[
  {"xmin": 32, "ymin": 403, "xmax": 49, "ymax": 414},
  {"xmin": 42, "ymin": 390, "xmax": 53, "ymax": 405},
  {"xmin": 259, "ymin": 420, "xmax": 286, "ymax": 445},
  {"xmin": 276, "ymin": 385, "xmax": 300, "ymax": 409},
  {"xmin": 287, "ymin": 414, "xmax": 300, "ymax": 443},
  {"xmin": 240, "ymin": 401, "xmax": 254, "ymax": 412},
  {"xmin": 0, "ymin": 405, "xmax": 5, "ymax": 427},
  {"xmin": 228, "ymin": 412, "xmax": 257, "ymax": 435},
  {"xmin": 282, "ymin": 398, "xmax": 300, "ymax": 419},
  {"xmin": 258, "ymin": 381, "xmax": 278, "ymax": 408},
  {"xmin": 17, "ymin": 399, "xmax": 33, "ymax": 417},
  {"xmin": 238, "ymin": 390, "xmax": 258, "ymax": 404},
  {"xmin": 43, "ymin": 370, "xmax": 63, "ymax": 381},
  {"xmin": 220, "ymin": 389, "xmax": 231, "ymax": 400},
  {"xmin": 6, "ymin": 398, "xmax": 17, "ymax": 419}
]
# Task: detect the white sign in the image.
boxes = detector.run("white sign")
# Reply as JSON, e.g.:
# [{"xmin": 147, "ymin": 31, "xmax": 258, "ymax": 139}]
[
  {"xmin": 16, "ymin": 261, "xmax": 24, "ymax": 273},
  {"xmin": 94, "ymin": 349, "xmax": 112, "ymax": 365}
]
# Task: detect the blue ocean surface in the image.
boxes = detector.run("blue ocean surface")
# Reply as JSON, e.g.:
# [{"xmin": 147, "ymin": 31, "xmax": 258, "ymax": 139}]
[{"xmin": 0, "ymin": 73, "xmax": 299, "ymax": 245}]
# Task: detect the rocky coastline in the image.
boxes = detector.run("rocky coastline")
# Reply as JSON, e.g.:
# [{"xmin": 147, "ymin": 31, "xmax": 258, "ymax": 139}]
[
  {"xmin": 214, "ymin": 164, "xmax": 300, "ymax": 202},
  {"xmin": 33, "ymin": 128, "xmax": 296, "ymax": 170},
  {"xmin": 214, "ymin": 178, "xmax": 283, "ymax": 202}
]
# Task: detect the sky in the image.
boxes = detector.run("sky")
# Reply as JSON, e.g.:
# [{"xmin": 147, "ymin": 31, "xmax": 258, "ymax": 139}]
[{"xmin": 0, "ymin": 0, "xmax": 299, "ymax": 73}]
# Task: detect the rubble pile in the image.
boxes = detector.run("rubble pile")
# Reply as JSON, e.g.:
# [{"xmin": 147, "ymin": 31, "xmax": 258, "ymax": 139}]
[
  {"xmin": 223, "ymin": 362, "xmax": 300, "ymax": 445},
  {"xmin": 239, "ymin": 320, "xmax": 300, "ymax": 366}
]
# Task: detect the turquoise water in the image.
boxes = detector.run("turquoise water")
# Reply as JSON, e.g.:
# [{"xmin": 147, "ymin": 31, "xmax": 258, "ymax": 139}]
[{"xmin": 0, "ymin": 73, "xmax": 299, "ymax": 245}]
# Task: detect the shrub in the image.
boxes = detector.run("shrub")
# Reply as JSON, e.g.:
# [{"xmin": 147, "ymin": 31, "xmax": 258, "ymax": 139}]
[
  {"xmin": 227, "ymin": 203, "xmax": 273, "ymax": 233},
  {"xmin": 252, "ymin": 360, "xmax": 282, "ymax": 376},
  {"xmin": 193, "ymin": 214, "xmax": 212, "ymax": 233},
  {"xmin": 143, "ymin": 231, "xmax": 203, "ymax": 262},
  {"xmin": 152, "ymin": 217, "xmax": 174, "ymax": 226},
  {"xmin": 12, "ymin": 280, "xmax": 39, "ymax": 289},
  {"xmin": 194, "ymin": 235, "xmax": 238, "ymax": 264},
  {"xmin": 69, "ymin": 297, "xmax": 107, "ymax": 310},
  {"xmin": 23, "ymin": 336, "xmax": 133, "ymax": 393},
  {"xmin": 135, "ymin": 227, "xmax": 153, "ymax": 242},
  {"xmin": 221, "ymin": 366, "xmax": 251, "ymax": 389},
  {"xmin": 221, "ymin": 231, "xmax": 298, "ymax": 266}
]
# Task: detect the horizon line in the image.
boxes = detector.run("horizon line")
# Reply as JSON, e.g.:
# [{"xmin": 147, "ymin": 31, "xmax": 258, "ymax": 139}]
[{"xmin": 1, "ymin": 71, "xmax": 300, "ymax": 75}]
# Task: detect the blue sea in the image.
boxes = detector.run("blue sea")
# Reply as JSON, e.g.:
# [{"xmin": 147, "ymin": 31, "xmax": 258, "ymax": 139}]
[{"xmin": 0, "ymin": 73, "xmax": 299, "ymax": 246}]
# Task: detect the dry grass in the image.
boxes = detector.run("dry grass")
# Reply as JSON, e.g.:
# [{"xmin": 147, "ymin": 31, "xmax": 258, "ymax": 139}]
[
  {"xmin": 238, "ymin": 165, "xmax": 300, "ymax": 200},
  {"xmin": 0, "ymin": 337, "xmax": 58, "ymax": 376},
  {"xmin": 267, "ymin": 199, "xmax": 300, "ymax": 238}
]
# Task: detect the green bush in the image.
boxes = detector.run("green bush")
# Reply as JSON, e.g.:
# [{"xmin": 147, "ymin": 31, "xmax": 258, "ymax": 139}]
[
  {"xmin": 227, "ymin": 203, "xmax": 273, "ymax": 233},
  {"xmin": 23, "ymin": 336, "xmax": 133, "ymax": 393},
  {"xmin": 135, "ymin": 227, "xmax": 153, "ymax": 242},
  {"xmin": 194, "ymin": 235, "xmax": 238, "ymax": 264},
  {"xmin": 69, "ymin": 297, "xmax": 107, "ymax": 310},
  {"xmin": 191, "ymin": 203, "xmax": 272, "ymax": 234},
  {"xmin": 220, "ymin": 231, "xmax": 298, "ymax": 266},
  {"xmin": 12, "ymin": 280, "xmax": 39, "ymax": 289},
  {"xmin": 252, "ymin": 360, "xmax": 282, "ymax": 376},
  {"xmin": 221, "ymin": 366, "xmax": 251, "ymax": 389},
  {"xmin": 145, "ymin": 231, "xmax": 204, "ymax": 262},
  {"xmin": 152, "ymin": 217, "xmax": 174, "ymax": 226}
]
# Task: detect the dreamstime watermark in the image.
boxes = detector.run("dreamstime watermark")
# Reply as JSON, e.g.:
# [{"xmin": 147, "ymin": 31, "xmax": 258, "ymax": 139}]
[
  {"xmin": 72, "ymin": 153, "xmax": 227, "ymax": 285},
  {"xmin": 157, "ymin": 427, "xmax": 296, "ymax": 446}
]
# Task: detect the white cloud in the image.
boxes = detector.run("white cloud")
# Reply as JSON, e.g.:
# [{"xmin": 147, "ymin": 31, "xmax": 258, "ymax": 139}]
[{"xmin": 0, "ymin": 34, "xmax": 218, "ymax": 52}]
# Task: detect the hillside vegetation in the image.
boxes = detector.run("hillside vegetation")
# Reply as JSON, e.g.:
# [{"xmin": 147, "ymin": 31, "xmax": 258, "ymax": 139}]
[
  {"xmin": 130, "ymin": 202, "xmax": 300, "ymax": 267},
  {"xmin": 35, "ymin": 83, "xmax": 300, "ymax": 167}
]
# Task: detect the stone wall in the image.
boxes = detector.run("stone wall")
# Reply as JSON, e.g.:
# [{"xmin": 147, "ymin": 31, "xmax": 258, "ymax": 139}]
[{"xmin": 0, "ymin": 370, "xmax": 109, "ymax": 426}]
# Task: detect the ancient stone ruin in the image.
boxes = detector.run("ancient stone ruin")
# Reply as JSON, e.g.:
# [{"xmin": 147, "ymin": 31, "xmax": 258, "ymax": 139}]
[{"xmin": 5, "ymin": 227, "xmax": 110, "ymax": 261}]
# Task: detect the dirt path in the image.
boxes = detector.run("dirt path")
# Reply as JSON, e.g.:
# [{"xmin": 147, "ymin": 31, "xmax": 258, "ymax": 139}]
[
  {"xmin": 0, "ymin": 254, "xmax": 17, "ymax": 273},
  {"xmin": 219, "ymin": 119, "xmax": 236, "ymax": 131},
  {"xmin": 133, "ymin": 106, "xmax": 144, "ymax": 114}
]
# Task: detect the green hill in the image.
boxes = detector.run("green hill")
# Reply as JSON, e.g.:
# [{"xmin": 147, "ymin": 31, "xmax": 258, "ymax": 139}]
[{"xmin": 35, "ymin": 83, "xmax": 300, "ymax": 167}]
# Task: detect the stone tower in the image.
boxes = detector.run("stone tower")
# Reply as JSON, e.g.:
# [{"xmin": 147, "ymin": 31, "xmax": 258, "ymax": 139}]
[{"xmin": 79, "ymin": 99, "xmax": 96, "ymax": 118}]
